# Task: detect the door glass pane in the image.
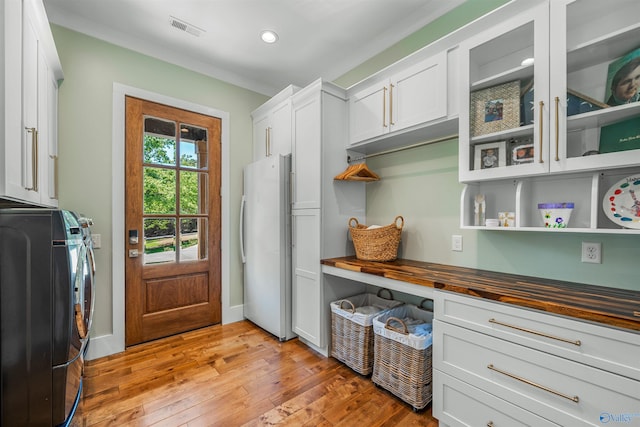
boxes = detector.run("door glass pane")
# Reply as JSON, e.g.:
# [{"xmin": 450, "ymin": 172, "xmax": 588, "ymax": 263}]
[
  {"xmin": 143, "ymin": 167, "xmax": 176, "ymax": 214},
  {"xmin": 180, "ymin": 218, "xmax": 207, "ymax": 261},
  {"xmin": 179, "ymin": 124, "xmax": 208, "ymax": 169},
  {"xmin": 143, "ymin": 218, "xmax": 176, "ymax": 265},
  {"xmin": 180, "ymin": 171, "xmax": 207, "ymax": 214},
  {"xmin": 144, "ymin": 117, "xmax": 176, "ymax": 166}
]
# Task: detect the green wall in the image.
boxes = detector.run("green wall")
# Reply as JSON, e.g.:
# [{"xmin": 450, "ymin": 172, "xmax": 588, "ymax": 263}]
[
  {"xmin": 52, "ymin": 26, "xmax": 267, "ymax": 336},
  {"xmin": 339, "ymin": 1, "xmax": 640, "ymax": 291},
  {"xmin": 365, "ymin": 140, "xmax": 640, "ymax": 291}
]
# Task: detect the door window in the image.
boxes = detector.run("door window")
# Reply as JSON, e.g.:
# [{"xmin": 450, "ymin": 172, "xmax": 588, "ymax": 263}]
[{"xmin": 142, "ymin": 116, "xmax": 209, "ymax": 265}]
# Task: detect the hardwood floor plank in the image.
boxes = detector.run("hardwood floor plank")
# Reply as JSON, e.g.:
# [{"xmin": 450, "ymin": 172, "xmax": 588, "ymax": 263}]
[{"xmin": 73, "ymin": 321, "xmax": 438, "ymax": 426}]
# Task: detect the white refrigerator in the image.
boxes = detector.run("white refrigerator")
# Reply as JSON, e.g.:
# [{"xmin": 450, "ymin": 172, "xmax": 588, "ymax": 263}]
[{"xmin": 240, "ymin": 154, "xmax": 296, "ymax": 341}]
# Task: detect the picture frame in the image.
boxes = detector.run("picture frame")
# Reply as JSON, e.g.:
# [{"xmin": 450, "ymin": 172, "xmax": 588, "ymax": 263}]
[
  {"xmin": 604, "ymin": 46, "xmax": 640, "ymax": 107},
  {"xmin": 508, "ymin": 137, "xmax": 534, "ymax": 165},
  {"xmin": 470, "ymin": 80, "xmax": 521, "ymax": 137},
  {"xmin": 567, "ymin": 88, "xmax": 608, "ymax": 116},
  {"xmin": 599, "ymin": 116, "xmax": 640, "ymax": 154},
  {"xmin": 474, "ymin": 141, "xmax": 506, "ymax": 170}
]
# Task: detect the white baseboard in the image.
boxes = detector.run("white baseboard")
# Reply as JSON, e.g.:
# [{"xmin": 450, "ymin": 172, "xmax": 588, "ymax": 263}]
[
  {"xmin": 85, "ymin": 333, "xmax": 125, "ymax": 361},
  {"xmin": 85, "ymin": 304, "xmax": 246, "ymax": 361},
  {"xmin": 224, "ymin": 304, "xmax": 244, "ymax": 324}
]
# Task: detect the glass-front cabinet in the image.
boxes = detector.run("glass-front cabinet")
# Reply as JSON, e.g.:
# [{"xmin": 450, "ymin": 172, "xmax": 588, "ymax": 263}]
[{"xmin": 459, "ymin": 0, "xmax": 640, "ymax": 233}]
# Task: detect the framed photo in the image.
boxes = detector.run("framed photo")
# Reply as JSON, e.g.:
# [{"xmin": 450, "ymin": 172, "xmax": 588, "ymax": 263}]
[
  {"xmin": 470, "ymin": 80, "xmax": 521, "ymax": 136},
  {"xmin": 509, "ymin": 138, "xmax": 534, "ymax": 165},
  {"xmin": 474, "ymin": 141, "xmax": 506, "ymax": 170},
  {"xmin": 599, "ymin": 116, "xmax": 640, "ymax": 154},
  {"xmin": 567, "ymin": 88, "xmax": 608, "ymax": 116},
  {"xmin": 604, "ymin": 46, "xmax": 640, "ymax": 107}
]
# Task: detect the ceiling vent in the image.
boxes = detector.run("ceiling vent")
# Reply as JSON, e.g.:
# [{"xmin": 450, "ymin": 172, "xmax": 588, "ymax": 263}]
[{"xmin": 169, "ymin": 16, "xmax": 204, "ymax": 37}]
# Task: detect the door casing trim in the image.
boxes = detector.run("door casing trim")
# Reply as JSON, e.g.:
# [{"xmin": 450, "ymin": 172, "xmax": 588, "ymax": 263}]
[{"xmin": 85, "ymin": 83, "xmax": 240, "ymax": 360}]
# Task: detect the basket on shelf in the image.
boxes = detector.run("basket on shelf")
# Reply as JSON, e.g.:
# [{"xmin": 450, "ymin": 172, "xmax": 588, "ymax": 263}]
[
  {"xmin": 349, "ymin": 216, "xmax": 403, "ymax": 262},
  {"xmin": 372, "ymin": 299, "xmax": 434, "ymax": 410},
  {"xmin": 330, "ymin": 289, "xmax": 404, "ymax": 375}
]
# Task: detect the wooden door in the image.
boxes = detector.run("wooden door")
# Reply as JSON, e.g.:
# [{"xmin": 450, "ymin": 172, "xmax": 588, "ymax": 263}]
[{"xmin": 125, "ymin": 96, "xmax": 221, "ymax": 346}]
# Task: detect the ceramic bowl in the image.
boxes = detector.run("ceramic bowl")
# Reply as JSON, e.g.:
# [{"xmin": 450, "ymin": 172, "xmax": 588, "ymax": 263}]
[{"xmin": 538, "ymin": 203, "xmax": 574, "ymax": 228}]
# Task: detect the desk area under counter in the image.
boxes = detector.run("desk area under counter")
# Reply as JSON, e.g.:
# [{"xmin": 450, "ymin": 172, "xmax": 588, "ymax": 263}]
[{"xmin": 321, "ymin": 256, "xmax": 640, "ymax": 426}]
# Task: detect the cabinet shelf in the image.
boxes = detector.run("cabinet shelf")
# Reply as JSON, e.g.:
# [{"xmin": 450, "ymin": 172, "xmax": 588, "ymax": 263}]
[
  {"xmin": 567, "ymin": 21, "xmax": 640, "ymax": 74},
  {"xmin": 471, "ymin": 64, "xmax": 532, "ymax": 92},
  {"xmin": 566, "ymin": 102, "xmax": 640, "ymax": 132},
  {"xmin": 470, "ymin": 124, "xmax": 533, "ymax": 145},
  {"xmin": 461, "ymin": 167, "xmax": 640, "ymax": 234}
]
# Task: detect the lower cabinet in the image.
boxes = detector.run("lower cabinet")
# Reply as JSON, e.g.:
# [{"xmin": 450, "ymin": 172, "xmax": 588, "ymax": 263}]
[
  {"xmin": 434, "ymin": 371, "xmax": 559, "ymax": 427},
  {"xmin": 291, "ymin": 209, "xmax": 322, "ymax": 346},
  {"xmin": 433, "ymin": 291, "xmax": 640, "ymax": 426}
]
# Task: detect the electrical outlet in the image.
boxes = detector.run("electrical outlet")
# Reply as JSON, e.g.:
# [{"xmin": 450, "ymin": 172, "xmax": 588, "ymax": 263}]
[
  {"xmin": 452, "ymin": 235, "xmax": 463, "ymax": 252},
  {"xmin": 581, "ymin": 242, "xmax": 601, "ymax": 264}
]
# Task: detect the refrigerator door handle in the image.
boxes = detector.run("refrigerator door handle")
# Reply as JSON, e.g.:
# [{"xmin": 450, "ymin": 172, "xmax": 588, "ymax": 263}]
[{"xmin": 240, "ymin": 195, "xmax": 246, "ymax": 263}]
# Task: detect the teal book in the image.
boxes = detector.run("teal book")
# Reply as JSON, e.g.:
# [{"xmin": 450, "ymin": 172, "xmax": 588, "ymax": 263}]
[{"xmin": 599, "ymin": 117, "xmax": 640, "ymax": 154}]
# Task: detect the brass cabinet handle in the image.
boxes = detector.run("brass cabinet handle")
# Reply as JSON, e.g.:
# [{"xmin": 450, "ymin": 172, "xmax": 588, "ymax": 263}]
[
  {"xmin": 389, "ymin": 83, "xmax": 395, "ymax": 126},
  {"xmin": 538, "ymin": 101, "xmax": 544, "ymax": 163},
  {"xmin": 554, "ymin": 96, "xmax": 560, "ymax": 161},
  {"xmin": 25, "ymin": 127, "xmax": 38, "ymax": 192},
  {"xmin": 488, "ymin": 364, "xmax": 579, "ymax": 403},
  {"xmin": 489, "ymin": 318, "xmax": 581, "ymax": 346},
  {"xmin": 487, "ymin": 423, "xmax": 494, "ymax": 427},
  {"xmin": 382, "ymin": 86, "xmax": 388, "ymax": 128}
]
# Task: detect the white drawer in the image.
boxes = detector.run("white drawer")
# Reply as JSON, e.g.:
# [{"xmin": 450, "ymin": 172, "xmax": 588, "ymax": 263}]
[
  {"xmin": 434, "ymin": 290, "xmax": 640, "ymax": 380},
  {"xmin": 433, "ymin": 320, "xmax": 640, "ymax": 426},
  {"xmin": 433, "ymin": 370, "xmax": 559, "ymax": 427}
]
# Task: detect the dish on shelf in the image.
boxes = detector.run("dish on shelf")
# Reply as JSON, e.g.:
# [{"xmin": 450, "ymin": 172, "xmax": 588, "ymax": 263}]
[{"xmin": 603, "ymin": 175, "xmax": 640, "ymax": 229}]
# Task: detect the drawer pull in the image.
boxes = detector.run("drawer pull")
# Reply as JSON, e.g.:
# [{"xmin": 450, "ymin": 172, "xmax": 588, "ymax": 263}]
[
  {"xmin": 487, "ymin": 364, "xmax": 579, "ymax": 403},
  {"xmin": 489, "ymin": 318, "xmax": 581, "ymax": 346},
  {"xmin": 487, "ymin": 423, "xmax": 494, "ymax": 427}
]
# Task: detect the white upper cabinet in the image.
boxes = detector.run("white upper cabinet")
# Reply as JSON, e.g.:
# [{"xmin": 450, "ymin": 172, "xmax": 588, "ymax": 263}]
[
  {"xmin": 348, "ymin": 49, "xmax": 457, "ymax": 153},
  {"xmin": 1, "ymin": 0, "xmax": 62, "ymax": 207},
  {"xmin": 350, "ymin": 52, "xmax": 448, "ymax": 144},
  {"xmin": 251, "ymin": 85, "xmax": 298, "ymax": 161},
  {"xmin": 549, "ymin": 0, "xmax": 640, "ymax": 173},
  {"xmin": 458, "ymin": 0, "xmax": 640, "ymax": 233},
  {"xmin": 458, "ymin": 2, "xmax": 549, "ymax": 183}
]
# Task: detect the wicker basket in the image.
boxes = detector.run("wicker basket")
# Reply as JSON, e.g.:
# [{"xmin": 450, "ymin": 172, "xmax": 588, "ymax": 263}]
[
  {"xmin": 330, "ymin": 289, "xmax": 403, "ymax": 375},
  {"xmin": 372, "ymin": 301, "xmax": 434, "ymax": 410},
  {"xmin": 349, "ymin": 216, "xmax": 403, "ymax": 261}
]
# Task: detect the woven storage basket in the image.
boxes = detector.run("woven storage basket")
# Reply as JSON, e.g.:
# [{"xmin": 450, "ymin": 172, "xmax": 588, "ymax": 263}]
[
  {"xmin": 372, "ymin": 300, "xmax": 434, "ymax": 410},
  {"xmin": 330, "ymin": 289, "xmax": 404, "ymax": 375},
  {"xmin": 349, "ymin": 216, "xmax": 403, "ymax": 261}
]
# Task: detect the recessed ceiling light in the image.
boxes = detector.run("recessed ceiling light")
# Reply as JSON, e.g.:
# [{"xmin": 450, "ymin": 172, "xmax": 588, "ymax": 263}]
[{"xmin": 260, "ymin": 30, "xmax": 279, "ymax": 44}]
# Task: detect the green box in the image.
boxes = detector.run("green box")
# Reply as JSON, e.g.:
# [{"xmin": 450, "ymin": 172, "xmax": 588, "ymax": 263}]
[{"xmin": 599, "ymin": 117, "xmax": 640, "ymax": 154}]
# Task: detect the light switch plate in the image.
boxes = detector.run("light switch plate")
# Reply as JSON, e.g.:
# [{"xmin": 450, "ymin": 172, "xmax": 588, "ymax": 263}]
[
  {"xmin": 91, "ymin": 234, "xmax": 101, "ymax": 249},
  {"xmin": 452, "ymin": 235, "xmax": 463, "ymax": 252}
]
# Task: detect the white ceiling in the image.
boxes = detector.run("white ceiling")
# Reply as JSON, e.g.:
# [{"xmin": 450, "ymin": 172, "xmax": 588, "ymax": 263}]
[{"xmin": 43, "ymin": 0, "xmax": 464, "ymax": 96}]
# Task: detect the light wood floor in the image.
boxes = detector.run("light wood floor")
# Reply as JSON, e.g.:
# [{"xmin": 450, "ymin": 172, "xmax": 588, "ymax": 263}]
[{"xmin": 73, "ymin": 320, "xmax": 438, "ymax": 426}]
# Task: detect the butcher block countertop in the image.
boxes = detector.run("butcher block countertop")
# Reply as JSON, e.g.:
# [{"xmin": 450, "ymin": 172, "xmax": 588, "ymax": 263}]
[{"xmin": 321, "ymin": 256, "xmax": 640, "ymax": 332}]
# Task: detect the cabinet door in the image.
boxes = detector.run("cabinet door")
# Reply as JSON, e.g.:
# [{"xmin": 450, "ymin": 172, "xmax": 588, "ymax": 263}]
[
  {"xmin": 390, "ymin": 51, "xmax": 447, "ymax": 131},
  {"xmin": 291, "ymin": 209, "xmax": 322, "ymax": 347},
  {"xmin": 349, "ymin": 82, "xmax": 388, "ymax": 144},
  {"xmin": 549, "ymin": 0, "xmax": 640, "ymax": 173},
  {"xmin": 269, "ymin": 100, "xmax": 292, "ymax": 157},
  {"xmin": 292, "ymin": 93, "xmax": 321, "ymax": 209},
  {"xmin": 252, "ymin": 113, "xmax": 270, "ymax": 161},
  {"xmin": 21, "ymin": 2, "xmax": 41, "ymax": 203},
  {"xmin": 458, "ymin": 3, "xmax": 549, "ymax": 183}
]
